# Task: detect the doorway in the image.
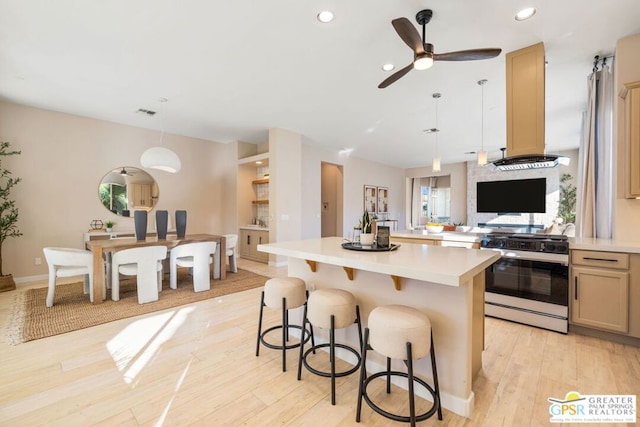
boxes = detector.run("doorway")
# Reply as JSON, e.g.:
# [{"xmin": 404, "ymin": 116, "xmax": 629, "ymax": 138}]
[{"xmin": 321, "ymin": 162, "xmax": 344, "ymax": 237}]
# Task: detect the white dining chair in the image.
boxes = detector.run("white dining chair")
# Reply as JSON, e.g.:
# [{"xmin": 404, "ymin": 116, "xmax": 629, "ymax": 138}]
[
  {"xmin": 170, "ymin": 241, "xmax": 217, "ymax": 292},
  {"xmin": 224, "ymin": 234, "xmax": 238, "ymax": 274},
  {"xmin": 111, "ymin": 246, "xmax": 167, "ymax": 304},
  {"xmin": 43, "ymin": 247, "xmax": 96, "ymax": 307}
]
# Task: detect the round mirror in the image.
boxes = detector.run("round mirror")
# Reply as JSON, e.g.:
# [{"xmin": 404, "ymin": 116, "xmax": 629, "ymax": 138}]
[{"xmin": 98, "ymin": 167, "xmax": 159, "ymax": 217}]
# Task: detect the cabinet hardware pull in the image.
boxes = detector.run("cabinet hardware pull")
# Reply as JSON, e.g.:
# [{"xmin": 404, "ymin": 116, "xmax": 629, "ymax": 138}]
[
  {"xmin": 247, "ymin": 235, "xmax": 250, "ymax": 245},
  {"xmin": 583, "ymin": 257, "xmax": 618, "ymax": 262},
  {"xmin": 574, "ymin": 276, "xmax": 578, "ymax": 300}
]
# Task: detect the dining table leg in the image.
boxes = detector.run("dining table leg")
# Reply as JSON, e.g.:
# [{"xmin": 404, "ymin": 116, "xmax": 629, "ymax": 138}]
[
  {"xmin": 218, "ymin": 236, "xmax": 226, "ymax": 280},
  {"xmin": 91, "ymin": 246, "xmax": 106, "ymax": 304}
]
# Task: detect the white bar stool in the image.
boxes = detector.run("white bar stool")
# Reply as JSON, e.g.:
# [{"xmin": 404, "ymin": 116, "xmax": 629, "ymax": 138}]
[
  {"xmin": 297, "ymin": 288, "xmax": 363, "ymax": 405},
  {"xmin": 356, "ymin": 304, "xmax": 442, "ymax": 426},
  {"xmin": 255, "ymin": 277, "xmax": 313, "ymax": 372}
]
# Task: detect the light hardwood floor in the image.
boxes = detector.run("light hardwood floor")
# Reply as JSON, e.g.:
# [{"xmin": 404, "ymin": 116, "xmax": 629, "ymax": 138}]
[{"xmin": 1, "ymin": 259, "xmax": 639, "ymax": 426}]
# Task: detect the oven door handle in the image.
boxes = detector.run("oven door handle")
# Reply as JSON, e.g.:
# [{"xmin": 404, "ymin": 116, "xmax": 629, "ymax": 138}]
[{"xmin": 481, "ymin": 249, "xmax": 569, "ymax": 265}]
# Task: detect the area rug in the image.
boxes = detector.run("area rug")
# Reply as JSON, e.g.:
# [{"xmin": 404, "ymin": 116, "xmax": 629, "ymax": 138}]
[{"xmin": 4, "ymin": 269, "xmax": 268, "ymax": 345}]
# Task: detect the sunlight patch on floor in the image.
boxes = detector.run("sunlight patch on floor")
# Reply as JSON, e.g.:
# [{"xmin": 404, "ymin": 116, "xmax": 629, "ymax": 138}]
[{"xmin": 106, "ymin": 306, "xmax": 196, "ymax": 384}]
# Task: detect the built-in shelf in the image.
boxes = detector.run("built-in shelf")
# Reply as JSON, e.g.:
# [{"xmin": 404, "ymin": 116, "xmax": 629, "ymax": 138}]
[
  {"xmin": 252, "ymin": 200, "xmax": 269, "ymax": 205},
  {"xmin": 252, "ymin": 178, "xmax": 269, "ymax": 185}
]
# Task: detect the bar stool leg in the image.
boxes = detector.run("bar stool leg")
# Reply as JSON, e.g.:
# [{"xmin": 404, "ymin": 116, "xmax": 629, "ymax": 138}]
[
  {"xmin": 281, "ymin": 297, "xmax": 287, "ymax": 372},
  {"xmin": 430, "ymin": 332, "xmax": 443, "ymax": 420},
  {"xmin": 386, "ymin": 357, "xmax": 392, "ymax": 393},
  {"xmin": 406, "ymin": 342, "xmax": 416, "ymax": 427},
  {"xmin": 297, "ymin": 302, "xmax": 309, "ymax": 381},
  {"xmin": 355, "ymin": 327, "xmax": 370, "ymax": 422},
  {"xmin": 330, "ymin": 314, "xmax": 336, "ymax": 405},
  {"xmin": 355, "ymin": 306, "xmax": 363, "ymax": 355},
  {"xmin": 255, "ymin": 291, "xmax": 265, "ymax": 356}
]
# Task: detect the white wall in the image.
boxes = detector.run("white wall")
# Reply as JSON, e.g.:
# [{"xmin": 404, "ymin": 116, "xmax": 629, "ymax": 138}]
[
  {"xmin": 0, "ymin": 101, "xmax": 236, "ymax": 280},
  {"xmin": 301, "ymin": 143, "xmax": 405, "ymax": 240}
]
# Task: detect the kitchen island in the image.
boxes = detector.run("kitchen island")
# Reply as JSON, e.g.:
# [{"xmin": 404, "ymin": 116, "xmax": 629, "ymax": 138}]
[{"xmin": 257, "ymin": 236, "xmax": 500, "ymax": 417}]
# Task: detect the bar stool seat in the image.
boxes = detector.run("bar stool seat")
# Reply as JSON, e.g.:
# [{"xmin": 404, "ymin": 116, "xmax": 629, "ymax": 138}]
[
  {"xmin": 356, "ymin": 304, "xmax": 442, "ymax": 426},
  {"xmin": 255, "ymin": 277, "xmax": 313, "ymax": 372},
  {"xmin": 297, "ymin": 288, "xmax": 362, "ymax": 405}
]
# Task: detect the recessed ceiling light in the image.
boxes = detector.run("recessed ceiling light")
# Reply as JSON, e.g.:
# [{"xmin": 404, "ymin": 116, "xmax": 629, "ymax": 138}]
[
  {"xmin": 382, "ymin": 63, "xmax": 395, "ymax": 72},
  {"xmin": 317, "ymin": 10, "xmax": 334, "ymax": 23},
  {"xmin": 515, "ymin": 7, "xmax": 537, "ymax": 21},
  {"xmin": 255, "ymin": 161, "xmax": 262, "ymax": 165}
]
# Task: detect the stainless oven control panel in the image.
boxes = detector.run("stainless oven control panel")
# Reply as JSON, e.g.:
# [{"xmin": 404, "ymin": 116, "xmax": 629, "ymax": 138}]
[{"xmin": 480, "ymin": 233, "xmax": 569, "ymax": 254}]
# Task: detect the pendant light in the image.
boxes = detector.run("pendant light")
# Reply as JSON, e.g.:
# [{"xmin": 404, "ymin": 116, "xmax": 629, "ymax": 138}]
[
  {"xmin": 432, "ymin": 93, "xmax": 441, "ymax": 172},
  {"xmin": 477, "ymin": 79, "xmax": 488, "ymax": 166},
  {"xmin": 140, "ymin": 98, "xmax": 182, "ymax": 173}
]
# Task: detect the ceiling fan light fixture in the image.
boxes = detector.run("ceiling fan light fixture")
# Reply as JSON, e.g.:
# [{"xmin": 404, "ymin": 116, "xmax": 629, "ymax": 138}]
[
  {"xmin": 382, "ymin": 63, "xmax": 395, "ymax": 71},
  {"xmin": 413, "ymin": 55, "xmax": 434, "ymax": 70},
  {"xmin": 317, "ymin": 10, "xmax": 334, "ymax": 23},
  {"xmin": 515, "ymin": 7, "xmax": 537, "ymax": 21}
]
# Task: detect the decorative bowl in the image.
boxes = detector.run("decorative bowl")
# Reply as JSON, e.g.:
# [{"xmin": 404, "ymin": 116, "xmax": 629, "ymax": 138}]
[{"xmin": 426, "ymin": 224, "xmax": 444, "ymax": 234}]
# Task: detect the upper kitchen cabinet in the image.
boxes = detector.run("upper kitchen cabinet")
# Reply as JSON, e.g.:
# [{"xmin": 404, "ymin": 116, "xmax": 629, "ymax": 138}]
[
  {"xmin": 506, "ymin": 42, "xmax": 545, "ymax": 157},
  {"xmin": 622, "ymin": 80, "xmax": 640, "ymax": 198}
]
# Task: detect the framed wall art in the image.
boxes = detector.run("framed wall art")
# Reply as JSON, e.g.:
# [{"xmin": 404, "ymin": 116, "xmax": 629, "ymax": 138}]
[
  {"xmin": 363, "ymin": 185, "xmax": 377, "ymax": 214},
  {"xmin": 377, "ymin": 186, "xmax": 389, "ymax": 215}
]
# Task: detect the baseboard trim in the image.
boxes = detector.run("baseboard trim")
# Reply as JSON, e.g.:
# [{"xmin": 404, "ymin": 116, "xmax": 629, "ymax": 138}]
[
  {"xmin": 13, "ymin": 274, "xmax": 48, "ymax": 285},
  {"xmin": 569, "ymin": 324, "xmax": 640, "ymax": 347}
]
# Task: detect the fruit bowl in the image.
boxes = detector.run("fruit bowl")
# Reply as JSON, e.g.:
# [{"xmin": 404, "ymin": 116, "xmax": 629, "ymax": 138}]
[{"xmin": 426, "ymin": 224, "xmax": 444, "ymax": 233}]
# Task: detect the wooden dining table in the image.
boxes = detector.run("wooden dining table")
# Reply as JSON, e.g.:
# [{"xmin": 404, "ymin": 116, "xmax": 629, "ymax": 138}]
[{"xmin": 85, "ymin": 234, "xmax": 226, "ymax": 304}]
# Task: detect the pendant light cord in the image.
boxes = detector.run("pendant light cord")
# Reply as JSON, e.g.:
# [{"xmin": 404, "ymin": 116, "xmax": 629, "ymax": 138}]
[
  {"xmin": 433, "ymin": 92, "xmax": 441, "ymax": 157},
  {"xmin": 159, "ymin": 98, "xmax": 167, "ymax": 146},
  {"xmin": 481, "ymin": 83, "xmax": 484, "ymax": 152}
]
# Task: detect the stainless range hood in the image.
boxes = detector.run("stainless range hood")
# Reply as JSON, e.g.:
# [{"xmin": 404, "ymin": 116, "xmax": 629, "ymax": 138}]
[{"xmin": 492, "ymin": 154, "xmax": 569, "ymax": 171}]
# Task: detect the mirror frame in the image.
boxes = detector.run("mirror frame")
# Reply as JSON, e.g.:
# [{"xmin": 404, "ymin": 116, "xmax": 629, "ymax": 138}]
[{"xmin": 98, "ymin": 166, "xmax": 159, "ymax": 217}]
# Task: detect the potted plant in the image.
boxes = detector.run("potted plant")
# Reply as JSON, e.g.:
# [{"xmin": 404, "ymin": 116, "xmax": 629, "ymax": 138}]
[
  {"xmin": 360, "ymin": 210, "xmax": 375, "ymax": 246},
  {"xmin": 105, "ymin": 220, "xmax": 116, "ymax": 233},
  {"xmin": 0, "ymin": 141, "xmax": 22, "ymax": 292}
]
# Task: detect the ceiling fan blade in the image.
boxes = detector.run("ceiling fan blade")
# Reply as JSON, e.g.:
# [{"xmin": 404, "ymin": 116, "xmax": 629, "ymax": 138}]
[
  {"xmin": 378, "ymin": 63, "xmax": 414, "ymax": 89},
  {"xmin": 434, "ymin": 48, "xmax": 502, "ymax": 61},
  {"xmin": 391, "ymin": 18, "xmax": 425, "ymax": 54}
]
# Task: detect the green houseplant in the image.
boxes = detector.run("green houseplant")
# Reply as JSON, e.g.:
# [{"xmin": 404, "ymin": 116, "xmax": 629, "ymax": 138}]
[
  {"xmin": 360, "ymin": 210, "xmax": 375, "ymax": 246},
  {"xmin": 0, "ymin": 141, "xmax": 22, "ymax": 292},
  {"xmin": 558, "ymin": 173, "xmax": 576, "ymax": 225},
  {"xmin": 105, "ymin": 220, "xmax": 116, "ymax": 232}
]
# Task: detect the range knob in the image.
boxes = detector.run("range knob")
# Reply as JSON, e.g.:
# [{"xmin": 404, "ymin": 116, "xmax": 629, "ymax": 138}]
[{"xmin": 546, "ymin": 243, "xmax": 556, "ymax": 252}]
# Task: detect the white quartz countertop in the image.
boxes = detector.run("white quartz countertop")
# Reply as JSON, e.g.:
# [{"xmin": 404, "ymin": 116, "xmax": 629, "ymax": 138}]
[
  {"xmin": 258, "ymin": 236, "xmax": 499, "ymax": 287},
  {"xmin": 569, "ymin": 237, "xmax": 640, "ymax": 254},
  {"xmin": 391, "ymin": 229, "xmax": 482, "ymax": 243}
]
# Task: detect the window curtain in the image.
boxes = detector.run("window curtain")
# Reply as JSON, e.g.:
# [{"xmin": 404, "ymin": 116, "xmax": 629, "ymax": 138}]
[{"xmin": 576, "ymin": 60, "xmax": 614, "ymax": 238}]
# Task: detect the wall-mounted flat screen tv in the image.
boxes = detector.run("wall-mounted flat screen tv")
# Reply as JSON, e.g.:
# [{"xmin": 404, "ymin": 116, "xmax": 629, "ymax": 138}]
[{"xmin": 476, "ymin": 178, "xmax": 546, "ymax": 213}]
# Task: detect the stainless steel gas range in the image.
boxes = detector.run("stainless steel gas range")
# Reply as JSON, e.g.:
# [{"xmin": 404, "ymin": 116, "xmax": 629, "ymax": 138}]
[{"xmin": 480, "ymin": 233, "xmax": 570, "ymax": 333}]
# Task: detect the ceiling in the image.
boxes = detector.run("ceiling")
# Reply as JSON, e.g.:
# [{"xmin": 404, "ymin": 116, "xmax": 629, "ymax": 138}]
[{"xmin": 1, "ymin": 1, "xmax": 639, "ymax": 169}]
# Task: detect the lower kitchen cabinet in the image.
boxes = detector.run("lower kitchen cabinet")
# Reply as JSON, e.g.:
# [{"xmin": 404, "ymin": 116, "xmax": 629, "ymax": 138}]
[
  {"xmin": 570, "ymin": 250, "xmax": 630, "ymax": 333},
  {"xmin": 239, "ymin": 229, "xmax": 269, "ymax": 263}
]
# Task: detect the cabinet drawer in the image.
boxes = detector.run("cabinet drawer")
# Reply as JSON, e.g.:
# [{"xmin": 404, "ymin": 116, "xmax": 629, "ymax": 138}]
[{"xmin": 571, "ymin": 250, "xmax": 629, "ymax": 270}]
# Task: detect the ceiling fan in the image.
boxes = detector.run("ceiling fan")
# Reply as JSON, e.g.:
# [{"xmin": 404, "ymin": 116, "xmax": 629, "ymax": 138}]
[
  {"xmin": 118, "ymin": 167, "xmax": 135, "ymax": 176},
  {"xmin": 378, "ymin": 9, "xmax": 502, "ymax": 89}
]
